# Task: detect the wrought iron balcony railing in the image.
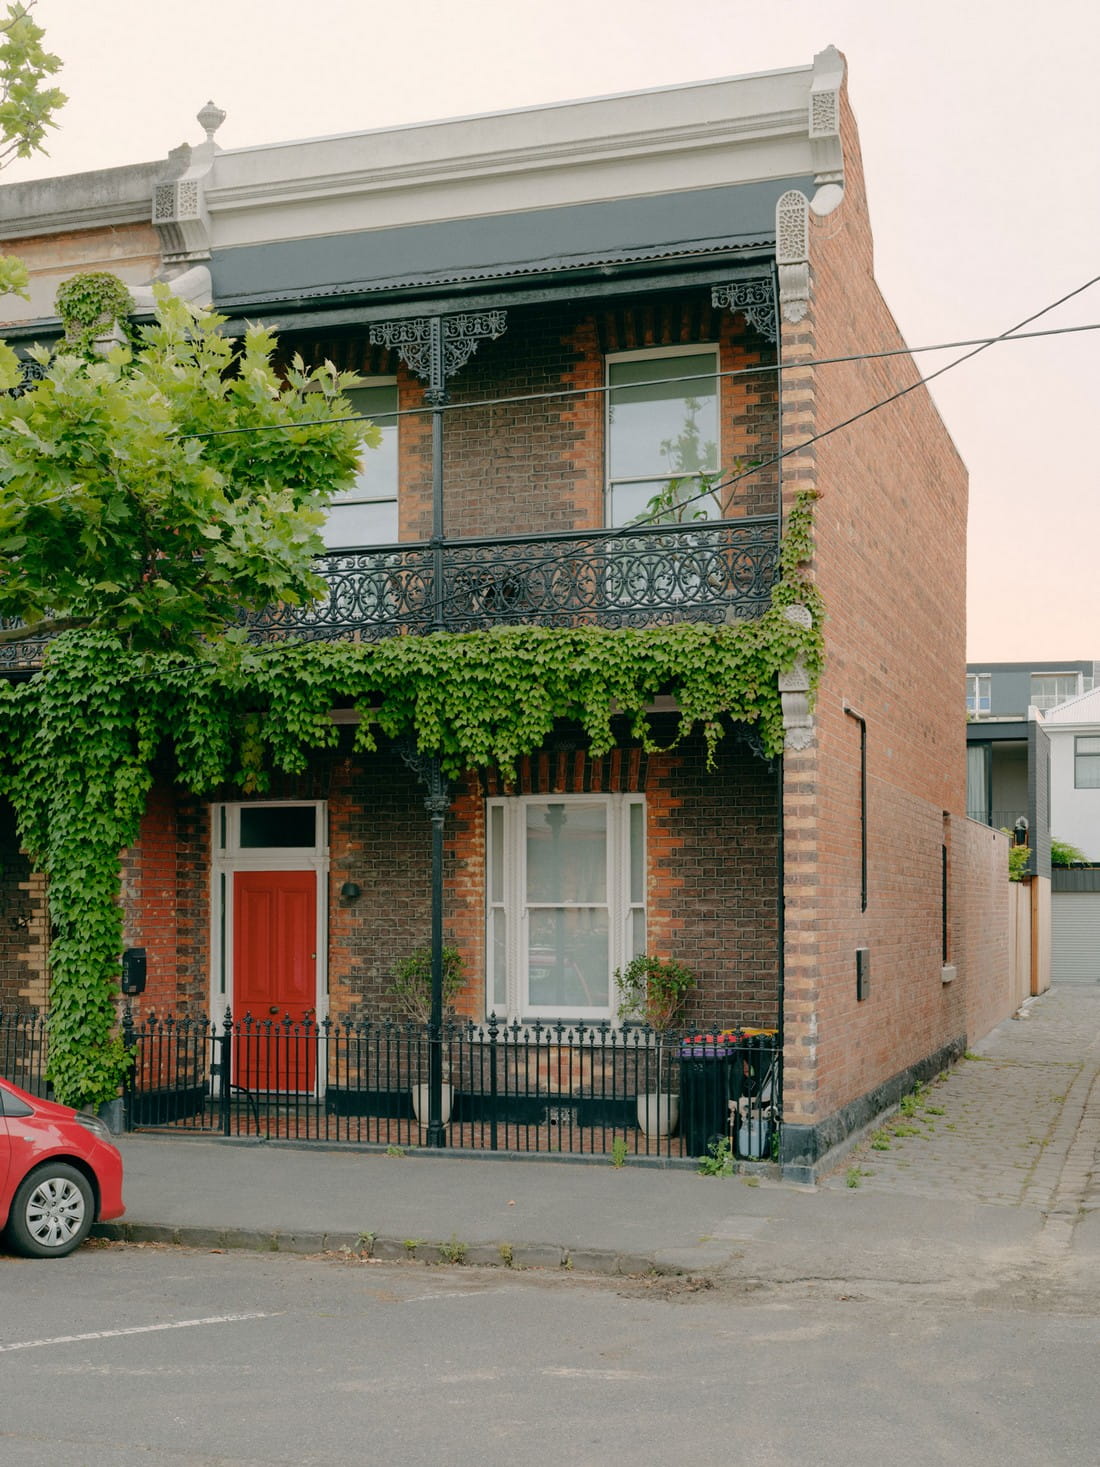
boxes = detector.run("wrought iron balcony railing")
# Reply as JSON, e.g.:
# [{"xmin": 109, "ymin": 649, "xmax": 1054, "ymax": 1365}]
[
  {"xmin": 0, "ymin": 517, "xmax": 780, "ymax": 669},
  {"xmin": 246, "ymin": 516, "xmax": 780, "ymax": 643}
]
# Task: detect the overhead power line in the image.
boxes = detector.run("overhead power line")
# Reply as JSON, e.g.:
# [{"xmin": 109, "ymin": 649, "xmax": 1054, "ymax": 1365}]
[{"xmin": 177, "ymin": 315, "xmax": 1100, "ymax": 442}]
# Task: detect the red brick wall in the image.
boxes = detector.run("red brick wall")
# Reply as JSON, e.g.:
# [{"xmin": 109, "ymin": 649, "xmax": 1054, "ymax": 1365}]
[
  {"xmin": 121, "ymin": 788, "xmax": 209, "ymax": 1016},
  {"xmin": 293, "ymin": 292, "xmax": 778, "ymax": 542},
  {"xmin": 124, "ymin": 729, "xmax": 779, "ymax": 1029},
  {"xmin": 780, "ymin": 74, "xmax": 972, "ymax": 1133},
  {"xmin": 0, "ymin": 802, "xmax": 47, "ymax": 1009}
]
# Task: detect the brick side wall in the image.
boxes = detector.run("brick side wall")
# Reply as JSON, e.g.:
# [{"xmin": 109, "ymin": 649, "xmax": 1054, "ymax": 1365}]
[{"xmin": 780, "ymin": 74, "xmax": 972, "ymax": 1132}]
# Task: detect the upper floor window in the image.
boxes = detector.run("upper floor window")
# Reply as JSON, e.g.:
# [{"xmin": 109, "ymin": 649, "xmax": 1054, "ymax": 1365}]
[
  {"xmin": 1030, "ymin": 672, "xmax": 1083, "ymax": 712},
  {"xmin": 966, "ymin": 673, "xmax": 991, "ymax": 718},
  {"xmin": 322, "ymin": 380, "xmax": 398, "ymax": 548},
  {"xmin": 1075, "ymin": 736, "xmax": 1100, "ymax": 789},
  {"xmin": 606, "ymin": 348, "xmax": 719, "ymax": 527}
]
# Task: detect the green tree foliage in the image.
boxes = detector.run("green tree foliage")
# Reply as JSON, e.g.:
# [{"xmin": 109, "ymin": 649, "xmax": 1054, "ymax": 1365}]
[
  {"xmin": 0, "ymin": 1, "xmax": 64, "ymax": 302},
  {"xmin": 1050, "ymin": 837, "xmax": 1088, "ymax": 868},
  {"xmin": 0, "ymin": 1, "xmax": 62, "ymax": 167},
  {"xmin": 0, "ymin": 289, "xmax": 370, "ymax": 647}
]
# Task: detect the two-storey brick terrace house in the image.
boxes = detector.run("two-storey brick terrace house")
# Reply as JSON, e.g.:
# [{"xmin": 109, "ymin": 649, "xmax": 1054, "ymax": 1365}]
[{"xmin": 0, "ymin": 48, "xmax": 1017, "ymax": 1175}]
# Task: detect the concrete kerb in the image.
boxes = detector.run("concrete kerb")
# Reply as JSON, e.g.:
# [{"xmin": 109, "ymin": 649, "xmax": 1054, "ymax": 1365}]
[{"xmin": 91, "ymin": 1221, "xmax": 668, "ymax": 1278}]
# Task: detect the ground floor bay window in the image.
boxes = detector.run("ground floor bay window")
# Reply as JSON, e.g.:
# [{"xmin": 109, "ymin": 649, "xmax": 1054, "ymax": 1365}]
[{"xmin": 486, "ymin": 794, "xmax": 645, "ymax": 1021}]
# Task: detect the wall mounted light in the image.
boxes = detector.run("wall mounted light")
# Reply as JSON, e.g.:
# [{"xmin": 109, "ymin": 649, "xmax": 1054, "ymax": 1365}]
[{"xmin": 340, "ymin": 881, "xmax": 362, "ymax": 901}]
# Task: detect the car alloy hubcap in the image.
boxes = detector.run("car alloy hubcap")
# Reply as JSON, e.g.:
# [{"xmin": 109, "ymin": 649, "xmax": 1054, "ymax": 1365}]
[{"xmin": 27, "ymin": 1177, "xmax": 87, "ymax": 1247}]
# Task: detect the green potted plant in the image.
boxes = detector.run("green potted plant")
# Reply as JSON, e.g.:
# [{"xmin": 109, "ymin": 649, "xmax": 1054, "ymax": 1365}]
[
  {"xmin": 389, "ymin": 945, "xmax": 466, "ymax": 1126},
  {"xmin": 614, "ymin": 954, "xmax": 696, "ymax": 1137},
  {"xmin": 389, "ymin": 944, "xmax": 466, "ymax": 1026}
]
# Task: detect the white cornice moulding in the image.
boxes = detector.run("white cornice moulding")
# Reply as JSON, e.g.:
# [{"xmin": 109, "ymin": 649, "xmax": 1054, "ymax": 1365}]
[{"xmin": 206, "ymin": 108, "xmax": 810, "ymax": 218}]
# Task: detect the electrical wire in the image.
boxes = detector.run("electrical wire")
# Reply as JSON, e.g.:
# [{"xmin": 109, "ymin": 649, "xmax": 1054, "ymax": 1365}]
[
  {"xmin": 623, "ymin": 273, "xmax": 1100, "ymax": 530},
  {"xmin": 175, "ymin": 316, "xmax": 1100, "ymax": 442}
]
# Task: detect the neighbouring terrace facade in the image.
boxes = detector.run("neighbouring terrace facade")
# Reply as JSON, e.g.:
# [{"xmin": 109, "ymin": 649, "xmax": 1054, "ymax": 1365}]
[{"xmin": 0, "ymin": 49, "xmax": 1018, "ymax": 1177}]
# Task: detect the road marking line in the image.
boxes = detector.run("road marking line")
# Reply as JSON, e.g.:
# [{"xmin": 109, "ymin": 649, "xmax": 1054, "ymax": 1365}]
[{"xmin": 0, "ymin": 1312, "xmax": 279, "ymax": 1353}]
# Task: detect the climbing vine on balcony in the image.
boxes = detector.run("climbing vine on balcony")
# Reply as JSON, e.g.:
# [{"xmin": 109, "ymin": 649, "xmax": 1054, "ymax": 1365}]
[{"xmin": 0, "ymin": 491, "xmax": 821, "ymax": 1106}]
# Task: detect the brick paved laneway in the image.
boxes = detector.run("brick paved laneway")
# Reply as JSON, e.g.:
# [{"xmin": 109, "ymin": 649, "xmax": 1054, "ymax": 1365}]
[{"xmin": 825, "ymin": 986, "xmax": 1100, "ymax": 1218}]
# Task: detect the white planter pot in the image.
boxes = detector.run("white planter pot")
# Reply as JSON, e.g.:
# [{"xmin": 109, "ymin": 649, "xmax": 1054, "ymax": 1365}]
[
  {"xmin": 636, "ymin": 1092, "xmax": 679, "ymax": 1137},
  {"xmin": 412, "ymin": 1083, "xmax": 453, "ymax": 1127}
]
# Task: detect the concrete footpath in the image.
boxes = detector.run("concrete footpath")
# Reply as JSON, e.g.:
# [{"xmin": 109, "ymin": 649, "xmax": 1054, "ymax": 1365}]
[{"xmin": 97, "ymin": 985, "xmax": 1100, "ymax": 1290}]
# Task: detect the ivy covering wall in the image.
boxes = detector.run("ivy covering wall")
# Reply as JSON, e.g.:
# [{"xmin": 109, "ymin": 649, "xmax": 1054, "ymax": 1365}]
[{"xmin": 0, "ymin": 492, "xmax": 821, "ymax": 1106}]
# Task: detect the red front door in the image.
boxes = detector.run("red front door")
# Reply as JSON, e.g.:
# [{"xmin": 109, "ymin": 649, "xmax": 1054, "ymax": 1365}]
[{"xmin": 233, "ymin": 870, "xmax": 317, "ymax": 1092}]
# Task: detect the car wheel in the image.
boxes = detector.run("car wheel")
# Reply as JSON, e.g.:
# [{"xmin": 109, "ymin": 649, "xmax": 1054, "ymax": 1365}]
[{"xmin": 5, "ymin": 1163, "xmax": 94, "ymax": 1258}]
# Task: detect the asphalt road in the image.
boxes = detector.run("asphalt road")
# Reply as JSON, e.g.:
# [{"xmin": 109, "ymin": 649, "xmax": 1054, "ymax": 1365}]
[{"xmin": 1, "ymin": 1244, "xmax": 1096, "ymax": 1467}]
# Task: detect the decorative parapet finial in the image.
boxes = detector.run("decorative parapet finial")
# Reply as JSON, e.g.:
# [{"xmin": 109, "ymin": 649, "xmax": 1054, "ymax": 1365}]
[
  {"xmin": 197, "ymin": 101, "xmax": 227, "ymax": 144},
  {"xmin": 808, "ymin": 46, "xmax": 845, "ymax": 207}
]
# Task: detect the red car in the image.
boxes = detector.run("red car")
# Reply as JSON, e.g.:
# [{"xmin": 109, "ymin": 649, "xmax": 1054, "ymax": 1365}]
[{"xmin": 1, "ymin": 1076, "xmax": 125, "ymax": 1258}]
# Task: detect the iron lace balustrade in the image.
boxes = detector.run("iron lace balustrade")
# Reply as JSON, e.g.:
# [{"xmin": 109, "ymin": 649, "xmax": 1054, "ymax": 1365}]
[
  {"xmin": 243, "ymin": 516, "xmax": 780, "ymax": 643},
  {"xmin": 0, "ymin": 619, "xmax": 50, "ymax": 672}
]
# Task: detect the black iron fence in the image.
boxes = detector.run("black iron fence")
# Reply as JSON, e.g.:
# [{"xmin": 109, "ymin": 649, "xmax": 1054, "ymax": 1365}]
[
  {"xmin": 118, "ymin": 1010, "xmax": 779, "ymax": 1162},
  {"xmin": 0, "ymin": 1007, "xmax": 779, "ymax": 1161},
  {"xmin": 0, "ymin": 1008, "xmax": 49, "ymax": 1097}
]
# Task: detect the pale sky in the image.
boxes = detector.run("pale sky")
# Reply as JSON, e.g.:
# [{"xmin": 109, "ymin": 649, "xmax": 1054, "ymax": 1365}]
[{"xmin": 5, "ymin": 0, "xmax": 1098, "ymax": 662}]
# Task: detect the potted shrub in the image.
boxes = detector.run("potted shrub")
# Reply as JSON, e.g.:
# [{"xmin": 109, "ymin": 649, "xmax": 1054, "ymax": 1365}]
[
  {"xmin": 614, "ymin": 954, "xmax": 696, "ymax": 1136},
  {"xmin": 389, "ymin": 945, "xmax": 465, "ymax": 1126}
]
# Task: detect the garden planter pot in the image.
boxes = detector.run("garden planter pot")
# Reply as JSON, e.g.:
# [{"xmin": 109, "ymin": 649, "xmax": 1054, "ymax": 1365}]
[
  {"xmin": 412, "ymin": 1083, "xmax": 453, "ymax": 1127},
  {"xmin": 636, "ymin": 1092, "xmax": 679, "ymax": 1137}
]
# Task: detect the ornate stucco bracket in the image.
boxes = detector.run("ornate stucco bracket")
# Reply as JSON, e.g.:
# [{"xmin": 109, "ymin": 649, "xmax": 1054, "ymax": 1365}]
[
  {"xmin": 151, "ymin": 101, "xmax": 226, "ymax": 270},
  {"xmin": 776, "ymin": 190, "xmax": 810, "ymax": 327},
  {"xmin": 779, "ymin": 604, "xmax": 816, "ymax": 751}
]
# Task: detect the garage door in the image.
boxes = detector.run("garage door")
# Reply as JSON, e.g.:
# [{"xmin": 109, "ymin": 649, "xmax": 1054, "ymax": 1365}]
[{"xmin": 1052, "ymin": 891, "xmax": 1100, "ymax": 984}]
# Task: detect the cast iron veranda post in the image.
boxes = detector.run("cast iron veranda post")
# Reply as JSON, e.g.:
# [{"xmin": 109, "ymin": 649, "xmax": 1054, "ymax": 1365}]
[
  {"xmin": 425, "ymin": 315, "xmax": 448, "ymax": 1147},
  {"xmin": 370, "ymin": 309, "xmax": 506, "ymax": 1149}
]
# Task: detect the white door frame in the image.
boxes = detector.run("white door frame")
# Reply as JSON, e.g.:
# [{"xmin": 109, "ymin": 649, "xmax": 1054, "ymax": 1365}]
[{"xmin": 209, "ymin": 801, "xmax": 329, "ymax": 1023}]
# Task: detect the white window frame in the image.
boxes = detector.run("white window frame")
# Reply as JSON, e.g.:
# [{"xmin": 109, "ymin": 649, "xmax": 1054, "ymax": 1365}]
[
  {"xmin": 322, "ymin": 376, "xmax": 399, "ymax": 549},
  {"xmin": 1029, "ymin": 671, "xmax": 1083, "ymax": 713},
  {"xmin": 486, "ymin": 794, "xmax": 645, "ymax": 1022},
  {"xmin": 966, "ymin": 672, "xmax": 991, "ymax": 718},
  {"xmin": 1074, "ymin": 736, "xmax": 1100, "ymax": 790},
  {"xmin": 605, "ymin": 344, "xmax": 721, "ymax": 528}
]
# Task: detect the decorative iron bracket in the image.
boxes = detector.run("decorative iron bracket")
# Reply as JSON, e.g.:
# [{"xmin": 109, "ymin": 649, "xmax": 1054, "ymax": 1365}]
[
  {"xmin": 9, "ymin": 358, "xmax": 49, "ymax": 398},
  {"xmin": 398, "ymin": 741, "xmax": 452, "ymax": 815},
  {"xmin": 370, "ymin": 311, "xmax": 507, "ymax": 401},
  {"xmin": 711, "ymin": 278, "xmax": 777, "ymax": 343}
]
